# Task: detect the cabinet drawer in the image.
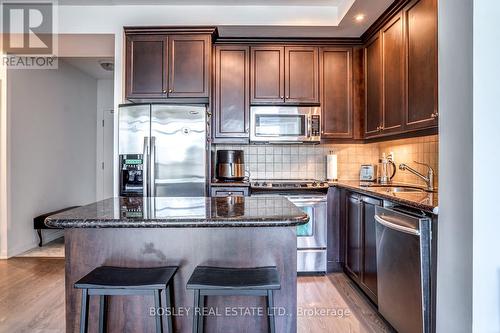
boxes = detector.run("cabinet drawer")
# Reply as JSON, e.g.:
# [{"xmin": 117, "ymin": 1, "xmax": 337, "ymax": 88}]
[{"xmin": 210, "ymin": 187, "xmax": 249, "ymax": 197}]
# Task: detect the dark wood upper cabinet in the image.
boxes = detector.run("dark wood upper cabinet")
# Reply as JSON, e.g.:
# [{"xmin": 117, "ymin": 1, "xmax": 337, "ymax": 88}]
[
  {"xmin": 125, "ymin": 30, "xmax": 212, "ymax": 100},
  {"xmin": 363, "ymin": 0, "xmax": 437, "ymax": 138},
  {"xmin": 250, "ymin": 46, "xmax": 285, "ymax": 104},
  {"xmin": 168, "ymin": 35, "xmax": 210, "ymax": 98},
  {"xmin": 404, "ymin": 0, "xmax": 438, "ymax": 129},
  {"xmin": 213, "ymin": 45, "xmax": 250, "ymax": 141},
  {"xmin": 285, "ymin": 47, "xmax": 319, "ymax": 104},
  {"xmin": 320, "ymin": 48, "xmax": 352, "ymax": 139},
  {"xmin": 381, "ymin": 13, "xmax": 405, "ymax": 134},
  {"xmin": 125, "ymin": 35, "xmax": 167, "ymax": 99},
  {"xmin": 364, "ymin": 34, "xmax": 383, "ymax": 138},
  {"xmin": 250, "ymin": 46, "xmax": 319, "ymax": 104}
]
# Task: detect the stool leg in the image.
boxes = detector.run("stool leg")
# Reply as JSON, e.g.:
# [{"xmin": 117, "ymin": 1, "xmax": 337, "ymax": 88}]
[
  {"xmin": 79, "ymin": 289, "xmax": 89, "ymax": 333},
  {"xmin": 192, "ymin": 289, "xmax": 200, "ymax": 333},
  {"xmin": 266, "ymin": 290, "xmax": 276, "ymax": 333},
  {"xmin": 154, "ymin": 290, "xmax": 163, "ymax": 333},
  {"xmin": 165, "ymin": 284, "xmax": 174, "ymax": 333},
  {"xmin": 198, "ymin": 293, "xmax": 205, "ymax": 333},
  {"xmin": 98, "ymin": 295, "xmax": 108, "ymax": 333}
]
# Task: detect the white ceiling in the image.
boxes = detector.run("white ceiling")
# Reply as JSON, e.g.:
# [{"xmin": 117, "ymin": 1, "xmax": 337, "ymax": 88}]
[
  {"xmin": 58, "ymin": 0, "xmax": 395, "ymax": 38},
  {"xmin": 60, "ymin": 0, "xmax": 346, "ymax": 5},
  {"xmin": 63, "ymin": 57, "xmax": 114, "ymax": 79}
]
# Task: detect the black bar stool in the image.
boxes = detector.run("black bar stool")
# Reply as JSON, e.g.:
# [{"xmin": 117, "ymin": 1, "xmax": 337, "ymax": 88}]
[
  {"xmin": 74, "ymin": 266, "xmax": 178, "ymax": 333},
  {"xmin": 186, "ymin": 266, "xmax": 281, "ymax": 333}
]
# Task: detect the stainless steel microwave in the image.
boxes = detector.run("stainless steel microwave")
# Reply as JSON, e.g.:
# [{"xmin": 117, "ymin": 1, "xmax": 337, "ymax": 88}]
[{"xmin": 249, "ymin": 106, "xmax": 321, "ymax": 143}]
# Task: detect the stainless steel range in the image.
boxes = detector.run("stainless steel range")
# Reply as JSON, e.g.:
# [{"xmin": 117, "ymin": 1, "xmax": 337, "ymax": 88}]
[{"xmin": 251, "ymin": 179, "xmax": 328, "ymax": 274}]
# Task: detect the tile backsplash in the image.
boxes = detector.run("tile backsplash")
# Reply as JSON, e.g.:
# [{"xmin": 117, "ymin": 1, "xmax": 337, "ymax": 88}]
[
  {"xmin": 214, "ymin": 134, "xmax": 438, "ymax": 188},
  {"xmin": 379, "ymin": 135, "xmax": 439, "ymax": 188}
]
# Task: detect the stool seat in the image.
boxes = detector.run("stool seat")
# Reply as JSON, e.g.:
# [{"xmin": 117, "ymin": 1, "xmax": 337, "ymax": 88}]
[
  {"xmin": 75, "ymin": 266, "xmax": 177, "ymax": 290},
  {"xmin": 75, "ymin": 266, "xmax": 178, "ymax": 333},
  {"xmin": 187, "ymin": 266, "xmax": 280, "ymax": 291}
]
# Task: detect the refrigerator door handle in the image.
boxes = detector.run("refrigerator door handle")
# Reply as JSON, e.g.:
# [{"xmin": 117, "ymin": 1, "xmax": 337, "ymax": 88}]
[
  {"xmin": 150, "ymin": 136, "xmax": 156, "ymax": 197},
  {"xmin": 142, "ymin": 136, "xmax": 149, "ymax": 197}
]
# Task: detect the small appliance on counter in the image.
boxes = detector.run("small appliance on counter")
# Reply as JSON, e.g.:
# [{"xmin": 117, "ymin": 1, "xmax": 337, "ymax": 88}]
[
  {"xmin": 360, "ymin": 164, "xmax": 378, "ymax": 182},
  {"xmin": 379, "ymin": 152, "xmax": 396, "ymax": 184},
  {"xmin": 120, "ymin": 154, "xmax": 144, "ymax": 196},
  {"xmin": 216, "ymin": 150, "xmax": 245, "ymax": 181}
]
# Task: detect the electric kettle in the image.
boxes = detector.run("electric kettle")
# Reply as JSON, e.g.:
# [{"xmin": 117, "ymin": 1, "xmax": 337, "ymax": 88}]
[{"xmin": 379, "ymin": 153, "xmax": 396, "ymax": 184}]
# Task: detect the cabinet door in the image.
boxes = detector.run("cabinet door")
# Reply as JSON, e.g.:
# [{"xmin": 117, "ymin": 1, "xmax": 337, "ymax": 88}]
[
  {"xmin": 381, "ymin": 13, "xmax": 405, "ymax": 133},
  {"xmin": 364, "ymin": 34, "xmax": 383, "ymax": 137},
  {"xmin": 214, "ymin": 45, "xmax": 250, "ymax": 141},
  {"xmin": 404, "ymin": 0, "xmax": 438, "ymax": 129},
  {"xmin": 285, "ymin": 47, "xmax": 319, "ymax": 104},
  {"xmin": 345, "ymin": 193, "xmax": 362, "ymax": 280},
  {"xmin": 320, "ymin": 48, "xmax": 352, "ymax": 139},
  {"xmin": 250, "ymin": 46, "xmax": 285, "ymax": 104},
  {"xmin": 168, "ymin": 35, "xmax": 210, "ymax": 98},
  {"xmin": 125, "ymin": 35, "xmax": 167, "ymax": 99},
  {"xmin": 360, "ymin": 196, "xmax": 382, "ymax": 304}
]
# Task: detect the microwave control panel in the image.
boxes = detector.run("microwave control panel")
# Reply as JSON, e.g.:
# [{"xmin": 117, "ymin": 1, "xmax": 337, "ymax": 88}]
[{"xmin": 311, "ymin": 115, "xmax": 320, "ymax": 136}]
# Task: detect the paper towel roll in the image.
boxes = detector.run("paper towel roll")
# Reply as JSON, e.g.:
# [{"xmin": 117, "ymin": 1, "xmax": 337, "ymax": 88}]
[{"xmin": 327, "ymin": 154, "xmax": 338, "ymax": 181}]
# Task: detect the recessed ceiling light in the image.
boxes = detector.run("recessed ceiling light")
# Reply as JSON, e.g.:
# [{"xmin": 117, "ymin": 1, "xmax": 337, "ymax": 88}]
[{"xmin": 354, "ymin": 14, "xmax": 366, "ymax": 22}]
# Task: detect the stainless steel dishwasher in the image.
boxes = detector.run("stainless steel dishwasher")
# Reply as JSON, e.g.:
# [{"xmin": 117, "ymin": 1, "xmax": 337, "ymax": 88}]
[{"xmin": 374, "ymin": 205, "xmax": 432, "ymax": 333}]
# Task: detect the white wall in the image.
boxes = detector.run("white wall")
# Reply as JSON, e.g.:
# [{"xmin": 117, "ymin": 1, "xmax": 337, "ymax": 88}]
[
  {"xmin": 5, "ymin": 60, "xmax": 98, "ymax": 256},
  {"xmin": 473, "ymin": 1, "xmax": 500, "ymax": 331},
  {"xmin": 436, "ymin": 0, "xmax": 473, "ymax": 332},
  {"xmin": 96, "ymin": 79, "xmax": 114, "ymax": 200}
]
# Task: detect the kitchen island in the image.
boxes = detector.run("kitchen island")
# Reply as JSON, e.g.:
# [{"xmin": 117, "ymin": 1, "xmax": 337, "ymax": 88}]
[{"xmin": 45, "ymin": 196, "xmax": 308, "ymax": 333}]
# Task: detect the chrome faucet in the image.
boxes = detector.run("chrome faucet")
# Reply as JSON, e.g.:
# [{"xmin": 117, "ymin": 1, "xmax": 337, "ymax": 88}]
[{"xmin": 399, "ymin": 161, "xmax": 435, "ymax": 192}]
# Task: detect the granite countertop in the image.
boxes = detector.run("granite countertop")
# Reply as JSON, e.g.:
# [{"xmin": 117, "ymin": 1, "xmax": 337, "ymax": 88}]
[
  {"xmin": 45, "ymin": 196, "xmax": 309, "ymax": 228},
  {"xmin": 330, "ymin": 181, "xmax": 438, "ymax": 214}
]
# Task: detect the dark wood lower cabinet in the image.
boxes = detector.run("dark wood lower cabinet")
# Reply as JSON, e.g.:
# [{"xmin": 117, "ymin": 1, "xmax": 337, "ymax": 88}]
[
  {"xmin": 345, "ymin": 193, "xmax": 362, "ymax": 280},
  {"xmin": 344, "ymin": 192, "xmax": 381, "ymax": 304},
  {"xmin": 360, "ymin": 196, "xmax": 382, "ymax": 303}
]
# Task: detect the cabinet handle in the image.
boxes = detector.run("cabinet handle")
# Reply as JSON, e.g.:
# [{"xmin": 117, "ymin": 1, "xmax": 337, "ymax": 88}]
[
  {"xmin": 286, "ymin": 96, "xmax": 289, "ymax": 99},
  {"xmin": 431, "ymin": 112, "xmax": 439, "ymax": 119},
  {"xmin": 162, "ymin": 89, "xmax": 167, "ymax": 94},
  {"xmin": 280, "ymin": 96, "xmax": 284, "ymax": 99},
  {"xmin": 168, "ymin": 89, "xmax": 173, "ymax": 93}
]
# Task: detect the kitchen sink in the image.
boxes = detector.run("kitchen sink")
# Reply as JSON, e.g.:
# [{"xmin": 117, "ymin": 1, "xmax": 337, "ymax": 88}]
[
  {"xmin": 366, "ymin": 184, "xmax": 428, "ymax": 193},
  {"xmin": 389, "ymin": 187, "xmax": 427, "ymax": 193}
]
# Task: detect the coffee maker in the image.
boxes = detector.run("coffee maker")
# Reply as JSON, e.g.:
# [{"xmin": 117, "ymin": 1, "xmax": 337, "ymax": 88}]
[{"xmin": 119, "ymin": 154, "xmax": 144, "ymax": 196}]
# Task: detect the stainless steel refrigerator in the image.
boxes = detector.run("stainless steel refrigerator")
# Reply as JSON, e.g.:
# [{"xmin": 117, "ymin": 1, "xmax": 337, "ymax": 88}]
[{"xmin": 118, "ymin": 104, "xmax": 207, "ymax": 197}]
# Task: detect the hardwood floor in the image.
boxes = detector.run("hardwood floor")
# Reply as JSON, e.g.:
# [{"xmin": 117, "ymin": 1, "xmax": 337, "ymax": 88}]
[
  {"xmin": 297, "ymin": 274, "xmax": 392, "ymax": 333},
  {"xmin": 0, "ymin": 258, "xmax": 390, "ymax": 333},
  {"xmin": 0, "ymin": 258, "xmax": 65, "ymax": 333}
]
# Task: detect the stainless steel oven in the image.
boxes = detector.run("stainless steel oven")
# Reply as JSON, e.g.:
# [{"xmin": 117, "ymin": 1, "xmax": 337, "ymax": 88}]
[
  {"xmin": 287, "ymin": 194, "xmax": 327, "ymax": 273},
  {"xmin": 250, "ymin": 106, "xmax": 321, "ymax": 143},
  {"xmin": 251, "ymin": 186, "xmax": 327, "ymax": 273}
]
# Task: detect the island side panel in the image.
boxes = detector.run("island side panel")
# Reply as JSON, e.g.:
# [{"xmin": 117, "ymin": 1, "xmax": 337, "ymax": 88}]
[{"xmin": 65, "ymin": 227, "xmax": 297, "ymax": 333}]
